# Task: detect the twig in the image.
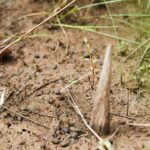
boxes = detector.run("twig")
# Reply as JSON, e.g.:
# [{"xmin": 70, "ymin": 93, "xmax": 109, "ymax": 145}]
[
  {"xmin": 126, "ymin": 89, "xmax": 130, "ymax": 116},
  {"xmin": 127, "ymin": 122, "xmax": 150, "ymax": 127},
  {"xmin": 0, "ymin": 0, "xmax": 76, "ymax": 56},
  {"xmin": 5, "ymin": 91, "xmax": 15, "ymax": 102},
  {"xmin": 1, "ymin": 105, "xmax": 50, "ymax": 129},
  {"xmin": 16, "ymin": 72, "xmax": 36, "ymax": 95},
  {"xmin": 110, "ymin": 113, "xmax": 135, "ymax": 120},
  {"xmin": 16, "ymin": 84, "xmax": 28, "ymax": 95},
  {"xmin": 26, "ymin": 78, "xmax": 59, "ymax": 97},
  {"xmin": 107, "ymin": 128, "xmax": 119, "ymax": 140},
  {"xmin": 67, "ymin": 90, "xmax": 103, "ymax": 142},
  {"xmin": 60, "ymin": 71, "xmax": 93, "ymax": 92},
  {"xmin": 29, "ymin": 110, "xmax": 57, "ymax": 118}
]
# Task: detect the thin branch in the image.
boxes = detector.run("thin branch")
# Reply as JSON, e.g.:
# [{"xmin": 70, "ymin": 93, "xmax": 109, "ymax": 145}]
[
  {"xmin": 26, "ymin": 78, "xmax": 59, "ymax": 97},
  {"xmin": 107, "ymin": 128, "xmax": 119, "ymax": 140},
  {"xmin": 28, "ymin": 110, "xmax": 57, "ymax": 118},
  {"xmin": 67, "ymin": 90, "xmax": 103, "ymax": 142},
  {"xmin": 111, "ymin": 113, "xmax": 135, "ymax": 120},
  {"xmin": 126, "ymin": 89, "xmax": 130, "ymax": 116},
  {"xmin": 1, "ymin": 105, "xmax": 50, "ymax": 129},
  {"xmin": 127, "ymin": 122, "xmax": 150, "ymax": 127},
  {"xmin": 0, "ymin": 0, "xmax": 76, "ymax": 56}
]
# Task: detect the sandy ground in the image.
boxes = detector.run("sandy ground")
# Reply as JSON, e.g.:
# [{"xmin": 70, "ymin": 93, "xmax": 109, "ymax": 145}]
[{"xmin": 0, "ymin": 0, "xmax": 150, "ymax": 149}]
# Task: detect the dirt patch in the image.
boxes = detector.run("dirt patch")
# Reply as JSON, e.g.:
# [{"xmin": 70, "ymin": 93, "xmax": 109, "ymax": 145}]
[{"xmin": 0, "ymin": 0, "xmax": 150, "ymax": 150}]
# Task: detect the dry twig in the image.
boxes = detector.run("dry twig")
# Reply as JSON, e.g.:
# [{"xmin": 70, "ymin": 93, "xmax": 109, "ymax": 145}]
[
  {"xmin": 26, "ymin": 78, "xmax": 59, "ymax": 97},
  {"xmin": 111, "ymin": 113, "xmax": 135, "ymax": 120},
  {"xmin": 28, "ymin": 110, "xmax": 57, "ymax": 118},
  {"xmin": 67, "ymin": 90, "xmax": 103, "ymax": 142},
  {"xmin": 1, "ymin": 105, "xmax": 50, "ymax": 129},
  {"xmin": 127, "ymin": 122, "xmax": 150, "ymax": 127}
]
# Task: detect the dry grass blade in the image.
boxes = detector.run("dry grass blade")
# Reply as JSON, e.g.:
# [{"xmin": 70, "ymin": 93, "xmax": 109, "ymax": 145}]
[
  {"xmin": 0, "ymin": 0, "xmax": 76, "ymax": 56},
  {"xmin": 138, "ymin": 42, "xmax": 150, "ymax": 67},
  {"xmin": 127, "ymin": 122, "xmax": 150, "ymax": 127}
]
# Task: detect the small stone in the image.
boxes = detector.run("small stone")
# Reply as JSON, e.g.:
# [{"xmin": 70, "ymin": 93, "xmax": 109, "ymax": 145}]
[
  {"xmin": 43, "ymin": 89, "xmax": 50, "ymax": 94},
  {"xmin": 54, "ymin": 88, "xmax": 61, "ymax": 95},
  {"xmin": 35, "ymin": 91, "xmax": 43, "ymax": 96},
  {"xmin": 146, "ymin": 131, "xmax": 150, "ymax": 136},
  {"xmin": 17, "ymin": 116, "xmax": 23, "ymax": 122},
  {"xmin": 53, "ymin": 130, "xmax": 60, "ymax": 138},
  {"xmin": 84, "ymin": 53, "xmax": 90, "ymax": 59},
  {"xmin": 6, "ymin": 122, "xmax": 11, "ymax": 128},
  {"xmin": 47, "ymin": 98, "xmax": 54, "ymax": 104},
  {"xmin": 55, "ymin": 102, "xmax": 60, "ymax": 108},
  {"xmin": 42, "ymin": 54, "xmax": 47, "ymax": 59},
  {"xmin": 71, "ymin": 131, "xmax": 79, "ymax": 139},
  {"xmin": 60, "ymin": 140, "xmax": 70, "ymax": 147},
  {"xmin": 52, "ymin": 138, "xmax": 60, "ymax": 145},
  {"xmin": 59, "ymin": 95, "xmax": 65, "ymax": 101},
  {"xmin": 53, "ymin": 64, "xmax": 57, "ymax": 70},
  {"xmin": 40, "ymin": 144, "xmax": 46, "ymax": 149},
  {"xmin": 21, "ymin": 109, "xmax": 31, "ymax": 116},
  {"xmin": 61, "ymin": 127, "xmax": 69, "ymax": 134},
  {"xmin": 69, "ymin": 127, "xmax": 83, "ymax": 134},
  {"xmin": 119, "ymin": 120, "xmax": 126, "ymax": 125},
  {"xmin": 69, "ymin": 138, "xmax": 75, "ymax": 145},
  {"xmin": 34, "ymin": 54, "xmax": 40, "ymax": 58}
]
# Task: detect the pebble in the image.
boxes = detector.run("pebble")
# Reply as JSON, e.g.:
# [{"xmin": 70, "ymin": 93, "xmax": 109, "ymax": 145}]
[
  {"xmin": 119, "ymin": 120, "xmax": 126, "ymax": 125},
  {"xmin": 71, "ymin": 131, "xmax": 79, "ymax": 139},
  {"xmin": 35, "ymin": 91, "xmax": 43, "ymax": 96},
  {"xmin": 146, "ymin": 131, "xmax": 150, "ymax": 136},
  {"xmin": 69, "ymin": 127, "xmax": 83, "ymax": 134},
  {"xmin": 55, "ymin": 102, "xmax": 60, "ymax": 108},
  {"xmin": 53, "ymin": 130, "xmax": 60, "ymax": 138},
  {"xmin": 21, "ymin": 109, "xmax": 31, "ymax": 116},
  {"xmin": 34, "ymin": 54, "xmax": 40, "ymax": 58},
  {"xmin": 42, "ymin": 54, "xmax": 47, "ymax": 59},
  {"xmin": 69, "ymin": 138, "xmax": 75, "ymax": 145},
  {"xmin": 60, "ymin": 140, "xmax": 70, "ymax": 147},
  {"xmin": 59, "ymin": 95, "xmax": 65, "ymax": 101},
  {"xmin": 53, "ymin": 64, "xmax": 57, "ymax": 70},
  {"xmin": 43, "ymin": 89, "xmax": 50, "ymax": 94},
  {"xmin": 61, "ymin": 127, "xmax": 69, "ymax": 134},
  {"xmin": 40, "ymin": 144, "xmax": 46, "ymax": 149},
  {"xmin": 17, "ymin": 116, "xmax": 23, "ymax": 122},
  {"xmin": 47, "ymin": 97, "xmax": 54, "ymax": 104},
  {"xmin": 54, "ymin": 88, "xmax": 61, "ymax": 95},
  {"xmin": 84, "ymin": 53, "xmax": 90, "ymax": 59},
  {"xmin": 52, "ymin": 138, "xmax": 60, "ymax": 145}
]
